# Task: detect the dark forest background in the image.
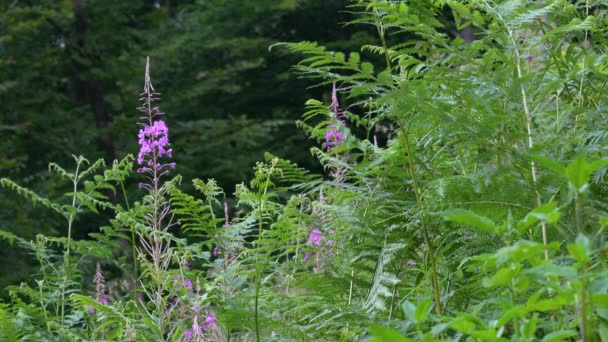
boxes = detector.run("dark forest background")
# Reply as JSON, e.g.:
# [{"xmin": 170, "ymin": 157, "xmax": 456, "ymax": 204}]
[{"xmin": 0, "ymin": 0, "xmax": 379, "ymax": 289}]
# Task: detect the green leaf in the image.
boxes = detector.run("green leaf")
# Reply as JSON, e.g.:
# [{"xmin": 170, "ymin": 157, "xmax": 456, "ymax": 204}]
[
  {"xmin": 600, "ymin": 322, "xmax": 608, "ymax": 341},
  {"xmin": 568, "ymin": 234, "xmax": 591, "ymax": 263},
  {"xmin": 591, "ymin": 294, "xmax": 608, "ymax": 307},
  {"xmin": 525, "ymin": 264, "xmax": 577, "ymax": 278},
  {"xmin": 440, "ymin": 208, "xmax": 498, "ymax": 234},
  {"xmin": 402, "ymin": 301, "xmax": 417, "ymax": 323},
  {"xmin": 529, "ymin": 297, "xmax": 570, "ymax": 311},
  {"xmin": 517, "ymin": 202, "xmax": 560, "ymax": 231},
  {"xmin": 367, "ymin": 326, "xmax": 410, "ymax": 342},
  {"xmin": 541, "ymin": 16, "xmax": 596, "ymax": 42},
  {"xmin": 482, "ymin": 267, "xmax": 518, "ymax": 288},
  {"xmin": 541, "ymin": 330, "xmax": 578, "ymax": 342},
  {"xmin": 414, "ymin": 298, "xmax": 432, "ymax": 323},
  {"xmin": 533, "ymin": 155, "xmax": 566, "ymax": 175},
  {"xmin": 0, "ymin": 230, "xmax": 20, "ymax": 245},
  {"xmin": 565, "ymin": 155, "xmax": 608, "ymax": 192},
  {"xmin": 497, "ymin": 305, "xmax": 529, "ymax": 328},
  {"xmin": 450, "ymin": 316, "xmax": 476, "ymax": 334},
  {"xmin": 348, "ymin": 52, "xmax": 360, "ymax": 66},
  {"xmin": 470, "ymin": 329, "xmax": 508, "ymax": 341}
]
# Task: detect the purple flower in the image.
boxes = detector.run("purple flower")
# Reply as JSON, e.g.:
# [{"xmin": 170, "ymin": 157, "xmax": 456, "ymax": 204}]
[
  {"xmin": 137, "ymin": 120, "xmax": 172, "ymax": 164},
  {"xmin": 309, "ymin": 228, "xmax": 323, "ymax": 246},
  {"xmin": 173, "ymin": 277, "xmax": 194, "ymax": 294},
  {"xmin": 405, "ymin": 260, "xmax": 417, "ymax": 268},
  {"xmin": 213, "ymin": 245, "xmax": 221, "ymax": 256},
  {"xmin": 183, "ymin": 330, "xmax": 193, "ymax": 339},
  {"xmin": 303, "ymin": 252, "xmax": 311, "ymax": 261},
  {"xmin": 93, "ymin": 262, "xmax": 108, "ymax": 306},
  {"xmin": 323, "ymin": 128, "xmax": 345, "ymax": 151},
  {"xmin": 330, "ymin": 82, "xmax": 346, "ymax": 123},
  {"xmin": 205, "ymin": 311, "xmax": 216, "ymax": 326},
  {"xmin": 137, "ymin": 57, "xmax": 175, "ymax": 183},
  {"xmin": 524, "ymin": 54, "xmax": 533, "ymax": 62},
  {"xmin": 323, "ymin": 83, "xmax": 347, "ymax": 151}
]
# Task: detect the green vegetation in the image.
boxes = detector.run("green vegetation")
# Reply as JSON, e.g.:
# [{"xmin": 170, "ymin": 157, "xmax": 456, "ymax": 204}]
[{"xmin": 1, "ymin": 0, "xmax": 607, "ymax": 341}]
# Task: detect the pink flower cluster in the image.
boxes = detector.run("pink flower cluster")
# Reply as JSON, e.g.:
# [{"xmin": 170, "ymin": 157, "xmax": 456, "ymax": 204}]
[
  {"xmin": 323, "ymin": 83, "xmax": 346, "ymax": 151},
  {"xmin": 323, "ymin": 129, "xmax": 345, "ymax": 151},
  {"xmin": 173, "ymin": 277, "xmax": 194, "ymax": 295},
  {"xmin": 88, "ymin": 263, "xmax": 108, "ymax": 313},
  {"xmin": 137, "ymin": 120, "xmax": 172, "ymax": 164},
  {"xmin": 183, "ymin": 310, "xmax": 218, "ymax": 340},
  {"xmin": 136, "ymin": 57, "xmax": 175, "ymax": 187},
  {"xmin": 308, "ymin": 227, "xmax": 323, "ymax": 246},
  {"xmin": 304, "ymin": 227, "xmax": 334, "ymax": 263},
  {"xmin": 136, "ymin": 119, "xmax": 176, "ymax": 178}
]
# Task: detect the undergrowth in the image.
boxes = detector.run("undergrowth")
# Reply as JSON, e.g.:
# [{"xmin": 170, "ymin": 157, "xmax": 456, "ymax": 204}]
[{"xmin": 1, "ymin": 1, "xmax": 607, "ymax": 341}]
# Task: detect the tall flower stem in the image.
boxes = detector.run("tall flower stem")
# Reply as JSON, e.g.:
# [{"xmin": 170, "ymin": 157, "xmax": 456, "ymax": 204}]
[
  {"xmin": 136, "ymin": 56, "xmax": 175, "ymax": 340},
  {"xmin": 401, "ymin": 125, "xmax": 442, "ymax": 315}
]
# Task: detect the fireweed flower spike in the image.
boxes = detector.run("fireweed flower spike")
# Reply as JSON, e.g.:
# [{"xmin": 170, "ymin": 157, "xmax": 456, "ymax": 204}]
[
  {"xmin": 94, "ymin": 262, "xmax": 108, "ymax": 305},
  {"xmin": 136, "ymin": 57, "xmax": 174, "ymax": 232},
  {"xmin": 305, "ymin": 227, "xmax": 335, "ymax": 272},
  {"xmin": 136, "ymin": 57, "xmax": 178, "ymax": 337},
  {"xmin": 137, "ymin": 56, "xmax": 175, "ymax": 180},
  {"xmin": 323, "ymin": 82, "xmax": 346, "ymax": 151},
  {"xmin": 330, "ymin": 82, "xmax": 346, "ymax": 124},
  {"xmin": 223, "ymin": 200, "xmax": 231, "ymax": 227},
  {"xmin": 309, "ymin": 228, "xmax": 323, "ymax": 246},
  {"xmin": 89, "ymin": 262, "xmax": 108, "ymax": 313},
  {"xmin": 183, "ymin": 309, "xmax": 219, "ymax": 340}
]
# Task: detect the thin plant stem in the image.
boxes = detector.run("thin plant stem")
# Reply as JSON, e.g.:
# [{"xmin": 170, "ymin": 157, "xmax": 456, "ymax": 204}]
[
  {"xmin": 120, "ymin": 180, "xmax": 138, "ymax": 299},
  {"xmin": 374, "ymin": 10, "xmax": 391, "ymax": 72},
  {"xmin": 577, "ymin": 0, "xmax": 589, "ymax": 109},
  {"xmin": 401, "ymin": 125, "xmax": 442, "ymax": 315},
  {"xmin": 60, "ymin": 157, "xmax": 83, "ymax": 329},
  {"xmin": 483, "ymin": 0, "xmax": 549, "ymax": 260},
  {"xmin": 254, "ymin": 165, "xmax": 274, "ymax": 342},
  {"xmin": 578, "ymin": 266, "xmax": 590, "ymax": 341},
  {"xmin": 575, "ymin": 192, "xmax": 582, "ymax": 234}
]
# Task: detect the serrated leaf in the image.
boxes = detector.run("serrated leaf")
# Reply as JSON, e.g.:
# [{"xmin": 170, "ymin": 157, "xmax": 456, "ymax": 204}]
[{"xmin": 440, "ymin": 208, "xmax": 497, "ymax": 234}]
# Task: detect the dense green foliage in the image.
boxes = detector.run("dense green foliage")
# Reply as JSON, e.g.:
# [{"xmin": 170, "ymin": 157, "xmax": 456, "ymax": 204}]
[
  {"xmin": 2, "ymin": 0, "xmax": 608, "ymax": 341},
  {"xmin": 0, "ymin": 0, "xmax": 372, "ymax": 286}
]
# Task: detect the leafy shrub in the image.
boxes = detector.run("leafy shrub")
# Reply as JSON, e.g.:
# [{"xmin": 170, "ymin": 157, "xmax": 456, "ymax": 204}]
[{"xmin": 1, "ymin": 0, "xmax": 607, "ymax": 341}]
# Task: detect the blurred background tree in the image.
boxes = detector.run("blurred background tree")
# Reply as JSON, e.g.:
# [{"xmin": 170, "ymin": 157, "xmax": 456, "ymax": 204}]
[{"xmin": 0, "ymin": 0, "xmax": 376, "ymax": 289}]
